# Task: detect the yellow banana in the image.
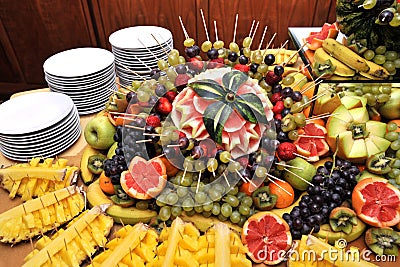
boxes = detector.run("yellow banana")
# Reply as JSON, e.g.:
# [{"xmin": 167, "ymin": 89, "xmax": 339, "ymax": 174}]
[
  {"xmin": 180, "ymin": 212, "xmax": 243, "ymax": 234},
  {"xmin": 80, "ymin": 145, "xmax": 105, "ymax": 184},
  {"xmin": 86, "ymin": 179, "xmax": 157, "ymax": 224},
  {"xmin": 314, "ymin": 48, "xmax": 356, "ymax": 77},
  {"xmin": 360, "ymin": 60, "xmax": 390, "ymax": 80},
  {"xmin": 322, "ymin": 38, "xmax": 370, "ymax": 72}
]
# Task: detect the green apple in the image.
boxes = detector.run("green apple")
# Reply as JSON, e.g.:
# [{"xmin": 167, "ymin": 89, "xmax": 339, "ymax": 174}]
[
  {"xmin": 283, "ymin": 157, "xmax": 316, "ymax": 191},
  {"xmin": 84, "ymin": 116, "xmax": 116, "ymax": 150}
]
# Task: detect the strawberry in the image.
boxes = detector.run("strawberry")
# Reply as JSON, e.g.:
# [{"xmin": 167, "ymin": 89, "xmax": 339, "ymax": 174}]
[
  {"xmin": 207, "ymin": 58, "xmax": 225, "ymax": 69},
  {"xmin": 187, "ymin": 57, "xmax": 204, "ymax": 72},
  {"xmin": 164, "ymin": 90, "xmax": 178, "ymax": 103},
  {"xmin": 174, "ymin": 74, "xmax": 190, "ymax": 90},
  {"xmin": 270, "ymin": 92, "xmax": 282, "ymax": 104},
  {"xmin": 233, "ymin": 64, "xmax": 250, "ymax": 73},
  {"xmin": 156, "ymin": 97, "xmax": 173, "ymax": 115},
  {"xmin": 272, "ymin": 100, "xmax": 284, "ymax": 114},
  {"xmin": 146, "ymin": 115, "xmax": 161, "ymax": 128},
  {"xmin": 277, "ymin": 142, "xmax": 297, "ymax": 161},
  {"xmin": 274, "ymin": 113, "xmax": 282, "ymax": 120}
]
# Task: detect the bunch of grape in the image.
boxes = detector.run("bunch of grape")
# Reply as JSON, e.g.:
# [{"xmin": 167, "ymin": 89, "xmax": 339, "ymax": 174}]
[
  {"xmin": 336, "ymin": 83, "xmax": 392, "ymax": 107},
  {"xmin": 363, "ymin": 46, "xmax": 400, "ymax": 77},
  {"xmin": 283, "ymin": 158, "xmax": 359, "ymax": 240},
  {"xmin": 384, "ymin": 122, "xmax": 400, "ymax": 188}
]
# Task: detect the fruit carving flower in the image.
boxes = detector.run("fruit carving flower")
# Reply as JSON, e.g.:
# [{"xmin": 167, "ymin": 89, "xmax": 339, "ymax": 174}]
[{"xmin": 170, "ymin": 68, "xmax": 273, "ymax": 158}]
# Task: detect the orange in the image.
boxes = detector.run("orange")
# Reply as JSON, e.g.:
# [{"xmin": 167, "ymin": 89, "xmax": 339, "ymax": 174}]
[
  {"xmin": 302, "ymin": 105, "xmax": 311, "ymax": 117},
  {"xmin": 99, "ymin": 171, "xmax": 115, "ymax": 195},
  {"xmin": 269, "ymin": 180, "xmax": 295, "ymax": 208},
  {"xmin": 389, "ymin": 119, "xmax": 400, "ymax": 132},
  {"xmin": 159, "ymin": 155, "xmax": 179, "ymax": 177},
  {"xmin": 310, "ymin": 118, "xmax": 326, "ymax": 127},
  {"xmin": 299, "ymin": 81, "xmax": 315, "ymax": 99},
  {"xmin": 352, "ymin": 177, "xmax": 400, "ymax": 228},
  {"xmin": 240, "ymin": 181, "xmax": 262, "ymax": 196}
]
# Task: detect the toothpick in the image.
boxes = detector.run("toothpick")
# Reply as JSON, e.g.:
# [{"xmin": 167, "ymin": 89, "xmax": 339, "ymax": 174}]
[
  {"xmin": 358, "ymin": 3, "xmax": 367, "ymax": 8},
  {"xmin": 266, "ymin": 173, "xmax": 286, "ymax": 183},
  {"xmin": 275, "ymin": 162, "xmax": 303, "ymax": 170},
  {"xmin": 284, "ymin": 168, "xmax": 314, "ymax": 186},
  {"xmin": 167, "ymin": 144, "xmax": 181, "ymax": 147},
  {"xmin": 273, "ymin": 40, "xmax": 289, "ymax": 56},
  {"xmin": 235, "ymin": 169, "xmax": 257, "ymax": 188},
  {"xmin": 200, "ymin": 9, "xmax": 209, "ymax": 41},
  {"xmin": 196, "ymin": 171, "xmax": 202, "ymax": 194},
  {"xmin": 125, "ymin": 125, "xmax": 145, "ymax": 130},
  {"xmin": 258, "ymin": 25, "xmax": 268, "ymax": 50},
  {"xmin": 248, "ymin": 20, "xmax": 255, "ymax": 37},
  {"xmin": 214, "ymin": 20, "xmax": 219, "ymax": 42},
  {"xmin": 264, "ymin": 32, "xmax": 277, "ymax": 52},
  {"xmin": 300, "ymin": 91, "xmax": 327, "ymax": 108},
  {"xmin": 151, "ymin": 34, "xmax": 169, "ymax": 57},
  {"xmin": 138, "ymin": 37, "xmax": 161, "ymax": 61},
  {"xmin": 118, "ymin": 62, "xmax": 147, "ymax": 81},
  {"xmin": 251, "ymin": 21, "xmax": 260, "ymax": 40},
  {"xmin": 143, "ymin": 132, "xmax": 166, "ymax": 137},
  {"xmin": 181, "ymin": 166, "xmax": 188, "ymax": 185},
  {"xmin": 288, "ymin": 64, "xmax": 310, "ymax": 77},
  {"xmin": 178, "ymin": 16, "xmax": 189, "ymax": 39},
  {"xmin": 116, "ymin": 81, "xmax": 134, "ymax": 92},
  {"xmin": 153, "ymin": 153, "xmax": 166, "ymax": 159},
  {"xmin": 283, "ymin": 42, "xmax": 307, "ymax": 66},
  {"xmin": 133, "ymin": 54, "xmax": 154, "ymax": 71},
  {"xmin": 223, "ymin": 172, "xmax": 230, "ymax": 187},
  {"xmin": 293, "ymin": 152, "xmax": 311, "ymax": 160},
  {"xmin": 291, "ymin": 75, "xmax": 308, "ymax": 88},
  {"xmin": 300, "ymin": 80, "xmax": 323, "ymax": 94},
  {"xmin": 298, "ymin": 135, "xmax": 325, "ymax": 139},
  {"xmin": 109, "ymin": 111, "xmax": 139, "ymax": 117},
  {"xmin": 306, "ymin": 113, "xmax": 338, "ymax": 121},
  {"xmin": 233, "ymin": 13, "xmax": 238, "ymax": 43},
  {"xmin": 136, "ymin": 139, "xmax": 152, "ymax": 143}
]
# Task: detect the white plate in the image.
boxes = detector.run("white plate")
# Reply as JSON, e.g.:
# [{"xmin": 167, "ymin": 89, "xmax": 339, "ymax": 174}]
[
  {"xmin": 43, "ymin": 47, "xmax": 115, "ymax": 77},
  {"xmin": 109, "ymin": 26, "xmax": 172, "ymax": 49},
  {"xmin": 0, "ymin": 92, "xmax": 75, "ymax": 135},
  {"xmin": 111, "ymin": 38, "xmax": 172, "ymax": 52},
  {"xmin": 44, "ymin": 64, "xmax": 116, "ymax": 84},
  {"xmin": 47, "ymin": 73, "xmax": 116, "ymax": 91}
]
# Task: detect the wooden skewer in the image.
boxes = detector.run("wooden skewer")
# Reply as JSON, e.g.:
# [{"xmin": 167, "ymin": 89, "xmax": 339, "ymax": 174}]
[
  {"xmin": 284, "ymin": 168, "xmax": 314, "ymax": 186},
  {"xmin": 110, "ymin": 111, "xmax": 139, "ymax": 117},
  {"xmin": 151, "ymin": 33, "xmax": 170, "ymax": 57},
  {"xmin": 232, "ymin": 13, "xmax": 238, "ymax": 43},
  {"xmin": 132, "ymin": 54, "xmax": 153, "ymax": 71},
  {"xmin": 196, "ymin": 171, "xmax": 202, "ymax": 194},
  {"xmin": 273, "ymin": 40, "xmax": 289, "ymax": 56},
  {"xmin": 118, "ymin": 62, "xmax": 147, "ymax": 81},
  {"xmin": 144, "ymin": 133, "xmax": 166, "ymax": 137},
  {"xmin": 125, "ymin": 125, "xmax": 145, "ymax": 130},
  {"xmin": 258, "ymin": 25, "xmax": 268, "ymax": 50},
  {"xmin": 266, "ymin": 173, "xmax": 286, "ymax": 183},
  {"xmin": 275, "ymin": 162, "xmax": 304, "ymax": 170},
  {"xmin": 178, "ymin": 16, "xmax": 189, "ymax": 39},
  {"xmin": 268, "ymin": 177, "xmax": 293, "ymax": 196},
  {"xmin": 306, "ymin": 113, "xmax": 338, "ymax": 121},
  {"xmin": 251, "ymin": 21, "xmax": 260, "ymax": 40},
  {"xmin": 293, "ymin": 152, "xmax": 311, "ymax": 161},
  {"xmin": 300, "ymin": 80, "xmax": 323, "ymax": 94},
  {"xmin": 136, "ymin": 139, "xmax": 152, "ymax": 143},
  {"xmin": 200, "ymin": 9, "xmax": 210, "ymax": 41},
  {"xmin": 248, "ymin": 20, "xmax": 255, "ymax": 37},
  {"xmin": 223, "ymin": 172, "xmax": 230, "ymax": 187},
  {"xmin": 235, "ymin": 169, "xmax": 257, "ymax": 188},
  {"xmin": 298, "ymin": 135, "xmax": 326, "ymax": 139},
  {"xmin": 300, "ymin": 91, "xmax": 327, "ymax": 108},
  {"xmin": 264, "ymin": 32, "xmax": 276, "ymax": 52},
  {"xmin": 181, "ymin": 166, "xmax": 188, "ymax": 185},
  {"xmin": 283, "ymin": 42, "xmax": 307, "ymax": 66},
  {"xmin": 115, "ymin": 81, "xmax": 134, "ymax": 92},
  {"xmin": 153, "ymin": 153, "xmax": 165, "ymax": 159},
  {"xmin": 167, "ymin": 144, "xmax": 181, "ymax": 147},
  {"xmin": 214, "ymin": 20, "xmax": 219, "ymax": 42},
  {"xmin": 137, "ymin": 37, "xmax": 161, "ymax": 62},
  {"xmin": 291, "ymin": 75, "xmax": 308, "ymax": 88},
  {"xmin": 287, "ymin": 64, "xmax": 310, "ymax": 77}
]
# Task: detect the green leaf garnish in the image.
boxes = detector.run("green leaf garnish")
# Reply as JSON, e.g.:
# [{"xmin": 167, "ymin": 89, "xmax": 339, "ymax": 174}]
[
  {"xmin": 189, "ymin": 79, "xmax": 225, "ymax": 100},
  {"xmin": 203, "ymin": 101, "xmax": 233, "ymax": 144},
  {"xmin": 235, "ymin": 93, "xmax": 268, "ymax": 124},
  {"xmin": 222, "ymin": 70, "xmax": 248, "ymax": 94}
]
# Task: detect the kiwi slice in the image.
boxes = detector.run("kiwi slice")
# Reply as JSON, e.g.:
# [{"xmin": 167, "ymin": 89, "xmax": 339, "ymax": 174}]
[
  {"xmin": 251, "ymin": 186, "xmax": 277, "ymax": 211},
  {"xmin": 329, "ymin": 207, "xmax": 358, "ymax": 234},
  {"xmin": 365, "ymin": 227, "xmax": 400, "ymax": 256},
  {"xmin": 348, "ymin": 123, "xmax": 368, "ymax": 139},
  {"xmin": 366, "ymin": 152, "xmax": 394, "ymax": 174},
  {"xmin": 87, "ymin": 154, "xmax": 107, "ymax": 175},
  {"xmin": 110, "ymin": 186, "xmax": 135, "ymax": 208},
  {"xmin": 313, "ymin": 59, "xmax": 336, "ymax": 78}
]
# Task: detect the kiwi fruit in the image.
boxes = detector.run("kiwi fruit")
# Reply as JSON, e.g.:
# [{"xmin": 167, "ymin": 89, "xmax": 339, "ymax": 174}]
[
  {"xmin": 365, "ymin": 227, "xmax": 400, "ymax": 256},
  {"xmin": 87, "ymin": 154, "xmax": 107, "ymax": 175},
  {"xmin": 312, "ymin": 59, "xmax": 335, "ymax": 78},
  {"xmin": 251, "ymin": 186, "xmax": 277, "ymax": 211},
  {"xmin": 110, "ymin": 185, "xmax": 135, "ymax": 208},
  {"xmin": 349, "ymin": 123, "xmax": 368, "ymax": 139},
  {"xmin": 329, "ymin": 207, "xmax": 358, "ymax": 234},
  {"xmin": 366, "ymin": 152, "xmax": 394, "ymax": 174}
]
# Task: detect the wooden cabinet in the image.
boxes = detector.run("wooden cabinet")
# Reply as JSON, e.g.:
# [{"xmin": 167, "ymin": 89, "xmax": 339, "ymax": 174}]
[{"xmin": 0, "ymin": 0, "xmax": 336, "ymax": 100}]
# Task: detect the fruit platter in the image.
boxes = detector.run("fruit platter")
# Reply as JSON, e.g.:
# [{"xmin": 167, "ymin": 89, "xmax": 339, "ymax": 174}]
[{"xmin": 1, "ymin": 1, "xmax": 400, "ymax": 267}]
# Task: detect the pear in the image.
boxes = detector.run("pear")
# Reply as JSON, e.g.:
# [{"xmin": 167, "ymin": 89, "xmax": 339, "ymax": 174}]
[{"xmin": 283, "ymin": 157, "xmax": 316, "ymax": 191}]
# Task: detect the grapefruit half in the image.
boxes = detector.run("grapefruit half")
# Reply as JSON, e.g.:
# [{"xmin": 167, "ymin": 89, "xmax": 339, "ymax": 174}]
[
  {"xmin": 303, "ymin": 22, "xmax": 339, "ymax": 51},
  {"xmin": 352, "ymin": 177, "xmax": 400, "ymax": 228},
  {"xmin": 242, "ymin": 211, "xmax": 292, "ymax": 265},
  {"xmin": 120, "ymin": 156, "xmax": 167, "ymax": 200},
  {"xmin": 293, "ymin": 122, "xmax": 329, "ymax": 162}
]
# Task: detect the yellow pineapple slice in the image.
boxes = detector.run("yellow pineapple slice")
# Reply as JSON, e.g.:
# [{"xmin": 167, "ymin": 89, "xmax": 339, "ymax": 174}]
[
  {"xmin": 162, "ymin": 216, "xmax": 186, "ymax": 267},
  {"xmin": 214, "ymin": 222, "xmax": 231, "ymax": 267},
  {"xmin": 174, "ymin": 247, "xmax": 199, "ymax": 267},
  {"xmin": 22, "ymin": 205, "xmax": 113, "ymax": 267},
  {"xmin": 195, "ymin": 247, "xmax": 215, "ymax": 264},
  {"xmin": 0, "ymin": 186, "xmax": 84, "ymax": 243}
]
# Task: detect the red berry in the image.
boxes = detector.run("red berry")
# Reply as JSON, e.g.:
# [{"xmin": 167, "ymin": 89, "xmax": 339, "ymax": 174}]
[
  {"xmin": 272, "ymin": 101, "xmax": 284, "ymax": 114},
  {"xmin": 277, "ymin": 142, "xmax": 297, "ymax": 161},
  {"xmin": 188, "ymin": 57, "xmax": 204, "ymax": 72},
  {"xmin": 174, "ymin": 74, "xmax": 191, "ymax": 89},
  {"xmin": 156, "ymin": 98, "xmax": 173, "ymax": 115},
  {"xmin": 164, "ymin": 91, "xmax": 178, "ymax": 103},
  {"xmin": 146, "ymin": 115, "xmax": 161, "ymax": 128},
  {"xmin": 208, "ymin": 58, "xmax": 225, "ymax": 69},
  {"xmin": 265, "ymin": 70, "xmax": 282, "ymax": 85},
  {"xmin": 274, "ymin": 113, "xmax": 282, "ymax": 120},
  {"xmin": 233, "ymin": 64, "xmax": 250, "ymax": 73},
  {"xmin": 270, "ymin": 92, "xmax": 282, "ymax": 104}
]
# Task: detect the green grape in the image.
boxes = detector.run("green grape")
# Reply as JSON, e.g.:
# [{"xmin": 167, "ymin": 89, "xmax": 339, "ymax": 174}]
[
  {"xmin": 177, "ymin": 186, "xmax": 188, "ymax": 197},
  {"xmin": 166, "ymin": 192, "xmax": 179, "ymax": 205},
  {"xmin": 362, "ymin": 85, "xmax": 372, "ymax": 94},
  {"xmin": 282, "ymin": 76, "xmax": 295, "ymax": 86},
  {"xmin": 288, "ymin": 130, "xmax": 299, "ymax": 141},
  {"xmin": 377, "ymin": 93, "xmax": 390, "ymax": 103},
  {"xmin": 224, "ymin": 195, "xmax": 240, "ymax": 207},
  {"xmin": 243, "ymin": 37, "xmax": 252, "ymax": 48},
  {"xmin": 396, "ymin": 149, "xmax": 400, "ymax": 159},
  {"xmin": 201, "ymin": 41, "xmax": 212, "ymax": 52},
  {"xmin": 253, "ymin": 54, "xmax": 264, "ymax": 64},
  {"xmin": 293, "ymin": 113, "xmax": 306, "ymax": 126},
  {"xmin": 371, "ymin": 85, "xmax": 381, "ymax": 95},
  {"xmin": 218, "ymin": 214, "xmax": 228, "ymax": 221},
  {"xmin": 171, "ymin": 206, "xmax": 182, "ymax": 217},
  {"xmin": 135, "ymin": 201, "xmax": 149, "ymax": 210},
  {"xmin": 253, "ymin": 72, "xmax": 263, "ymax": 81},
  {"xmin": 395, "ymin": 58, "xmax": 400, "ymax": 69},
  {"xmin": 169, "ymin": 49, "xmax": 180, "ymax": 57},
  {"xmin": 221, "ymin": 203, "xmax": 233, "ymax": 217},
  {"xmin": 213, "ymin": 40, "xmax": 225, "ymax": 49},
  {"xmin": 388, "ymin": 122, "xmax": 399, "ymax": 132},
  {"xmin": 290, "ymin": 102, "xmax": 303, "ymax": 113},
  {"xmin": 385, "ymin": 131, "xmax": 399, "ymax": 141},
  {"xmin": 131, "ymin": 80, "xmax": 142, "ymax": 90},
  {"xmin": 190, "ymin": 181, "xmax": 204, "ymax": 193},
  {"xmin": 165, "ymin": 81, "xmax": 176, "ymax": 90},
  {"xmin": 229, "ymin": 42, "xmax": 240, "ymax": 53},
  {"xmin": 178, "ymin": 56, "xmax": 186, "ymax": 64},
  {"xmin": 157, "ymin": 59, "xmax": 169, "ymax": 70},
  {"xmin": 203, "ymin": 201, "xmax": 214, "ymax": 212},
  {"xmin": 211, "ymin": 202, "xmax": 221, "ymax": 215},
  {"xmin": 194, "ymin": 160, "xmax": 206, "ymax": 172},
  {"xmin": 230, "ymin": 210, "xmax": 241, "ymax": 224},
  {"xmin": 227, "ymin": 161, "xmax": 241, "ymax": 172},
  {"xmin": 392, "ymin": 159, "xmax": 400, "ymax": 169},
  {"xmin": 375, "ymin": 45, "xmax": 387, "ymax": 55},
  {"xmin": 385, "ymin": 51, "xmax": 398, "ymax": 61},
  {"xmin": 381, "ymin": 85, "xmax": 392, "ymax": 95},
  {"xmin": 182, "ymin": 197, "xmax": 195, "ymax": 211},
  {"xmin": 137, "ymin": 91, "xmax": 150, "ymax": 102},
  {"xmin": 184, "ymin": 38, "xmax": 195, "ymax": 47},
  {"xmin": 390, "ymin": 13, "xmax": 400, "ymax": 27},
  {"xmin": 194, "ymin": 191, "xmax": 207, "ymax": 204},
  {"xmin": 194, "ymin": 205, "xmax": 204, "ymax": 213},
  {"xmin": 156, "ymin": 195, "xmax": 167, "ymax": 207},
  {"xmin": 238, "ymin": 215, "xmax": 247, "ymax": 227},
  {"xmin": 157, "ymin": 75, "xmax": 168, "ymax": 85},
  {"xmin": 238, "ymin": 205, "xmax": 251, "ymax": 216},
  {"xmin": 355, "ymin": 89, "xmax": 363, "ymax": 96},
  {"xmin": 243, "ymin": 47, "xmax": 251, "ymax": 57},
  {"xmin": 166, "ymin": 67, "xmax": 177, "ymax": 80},
  {"xmin": 159, "ymin": 206, "xmax": 171, "ymax": 221},
  {"xmin": 209, "ymin": 188, "xmax": 222, "ymax": 201},
  {"xmin": 388, "ymin": 168, "xmax": 400, "ymax": 179},
  {"xmin": 207, "ymin": 158, "xmax": 218, "ymax": 173},
  {"xmin": 202, "ymin": 210, "xmax": 212, "ymax": 218},
  {"xmin": 363, "ymin": 50, "xmax": 375, "ymax": 60},
  {"xmin": 362, "ymin": 0, "xmax": 377, "ymax": 9},
  {"xmin": 255, "ymin": 166, "xmax": 267, "ymax": 178},
  {"xmin": 383, "ymin": 61, "xmax": 396, "ymax": 73},
  {"xmin": 265, "ymin": 128, "xmax": 277, "ymax": 139},
  {"xmin": 391, "ymin": 140, "xmax": 400, "ymax": 151},
  {"xmin": 373, "ymin": 55, "xmax": 386, "ymax": 65},
  {"xmin": 367, "ymin": 95, "xmax": 377, "ymax": 106},
  {"xmin": 259, "ymin": 79, "xmax": 272, "ymax": 91},
  {"xmin": 257, "ymin": 63, "xmax": 268, "ymax": 73},
  {"xmin": 185, "ymin": 209, "xmax": 196, "ymax": 217},
  {"xmin": 214, "ymin": 183, "xmax": 226, "ymax": 194},
  {"xmin": 241, "ymin": 196, "xmax": 253, "ymax": 207},
  {"xmin": 227, "ymin": 186, "xmax": 239, "ymax": 195},
  {"xmin": 284, "ymin": 97, "xmax": 293, "ymax": 108},
  {"xmin": 237, "ymin": 192, "xmax": 247, "ymax": 200},
  {"xmin": 168, "ymin": 54, "xmax": 179, "ymax": 66}
]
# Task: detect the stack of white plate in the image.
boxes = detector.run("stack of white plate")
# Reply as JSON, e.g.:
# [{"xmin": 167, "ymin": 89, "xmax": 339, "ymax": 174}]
[
  {"xmin": 109, "ymin": 26, "xmax": 173, "ymax": 86},
  {"xmin": 43, "ymin": 47, "xmax": 117, "ymax": 115},
  {"xmin": 0, "ymin": 92, "xmax": 81, "ymax": 161}
]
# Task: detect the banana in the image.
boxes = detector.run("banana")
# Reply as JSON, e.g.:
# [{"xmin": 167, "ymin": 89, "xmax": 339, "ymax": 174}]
[
  {"xmin": 86, "ymin": 179, "xmax": 157, "ymax": 224},
  {"xmin": 360, "ymin": 60, "xmax": 390, "ymax": 80},
  {"xmin": 314, "ymin": 48, "xmax": 356, "ymax": 77},
  {"xmin": 80, "ymin": 145, "xmax": 105, "ymax": 184},
  {"xmin": 180, "ymin": 212, "xmax": 243, "ymax": 234},
  {"xmin": 271, "ymin": 192, "xmax": 305, "ymax": 218},
  {"xmin": 313, "ymin": 218, "xmax": 366, "ymax": 245},
  {"xmin": 322, "ymin": 38, "xmax": 370, "ymax": 72}
]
